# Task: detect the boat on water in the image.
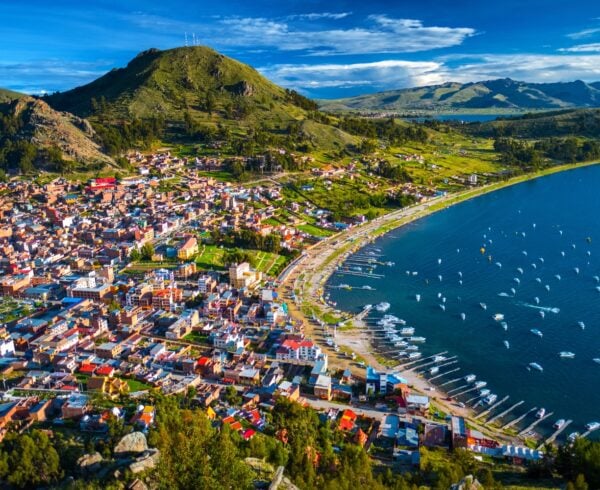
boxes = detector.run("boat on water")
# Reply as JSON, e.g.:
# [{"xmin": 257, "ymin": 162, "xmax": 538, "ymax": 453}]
[
  {"xmin": 545, "ymin": 284, "xmax": 551, "ymax": 291},
  {"xmin": 517, "ymin": 267, "xmax": 524, "ymax": 274},
  {"xmin": 362, "ymin": 285, "xmax": 374, "ymax": 290},
  {"xmin": 406, "ymin": 345, "xmax": 419, "ymax": 352},
  {"xmin": 539, "ymin": 311, "xmax": 545, "ymax": 319},
  {"xmin": 363, "ymin": 304, "xmax": 373, "ymax": 311},
  {"xmin": 429, "ymin": 366, "xmax": 440, "ymax": 375},
  {"xmin": 536, "ymin": 408, "xmax": 546, "ymax": 419},
  {"xmin": 585, "ymin": 421, "xmax": 600, "ymax": 431},
  {"xmin": 375, "ymin": 302, "xmax": 391, "ymax": 312},
  {"xmin": 408, "ymin": 352, "xmax": 422, "ymax": 360},
  {"xmin": 480, "ymin": 302, "xmax": 487, "ymax": 310},
  {"xmin": 568, "ymin": 432, "xmax": 580, "ymax": 442},
  {"xmin": 400, "ymin": 327, "xmax": 415, "ymax": 336},
  {"xmin": 493, "ymin": 313, "xmax": 505, "ymax": 321},
  {"xmin": 501, "ymin": 322, "xmax": 508, "ymax": 331},
  {"xmin": 433, "ymin": 355, "xmax": 446, "ymax": 363},
  {"xmin": 554, "ymin": 419, "xmax": 566, "ymax": 429},
  {"xmin": 394, "ymin": 341, "xmax": 408, "ymax": 348},
  {"xmin": 578, "ymin": 321, "xmax": 585, "ymax": 330},
  {"xmin": 503, "ymin": 340, "xmax": 510, "ymax": 349},
  {"xmin": 555, "ymin": 274, "xmax": 561, "ymax": 280},
  {"xmin": 483, "ymin": 394, "xmax": 498, "ymax": 405},
  {"xmin": 479, "ymin": 388, "xmax": 491, "ymax": 396},
  {"xmin": 574, "ymin": 267, "xmax": 580, "ymax": 274},
  {"xmin": 530, "ymin": 329, "xmax": 543, "ymax": 338},
  {"xmin": 559, "ymin": 351, "xmax": 575, "ymax": 358},
  {"xmin": 534, "ymin": 297, "xmax": 540, "ymax": 304},
  {"xmin": 464, "ymin": 374, "xmax": 476, "ymax": 383},
  {"xmin": 439, "ymin": 304, "xmax": 446, "ymax": 311},
  {"xmin": 460, "ymin": 312, "xmax": 466, "ymax": 321},
  {"xmin": 415, "ymin": 294, "xmax": 421, "ymax": 302},
  {"xmin": 529, "ymin": 362, "xmax": 544, "ymax": 372},
  {"xmin": 408, "ymin": 336, "xmax": 426, "ymax": 343},
  {"xmin": 593, "ymin": 358, "xmax": 600, "ymax": 365},
  {"xmin": 474, "ymin": 381, "xmax": 487, "ymax": 389}
]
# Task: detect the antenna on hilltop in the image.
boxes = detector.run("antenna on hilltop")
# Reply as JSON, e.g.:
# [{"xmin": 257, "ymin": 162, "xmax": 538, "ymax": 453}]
[
  {"xmin": 184, "ymin": 32, "xmax": 188, "ymax": 47},
  {"xmin": 192, "ymin": 33, "xmax": 196, "ymax": 46}
]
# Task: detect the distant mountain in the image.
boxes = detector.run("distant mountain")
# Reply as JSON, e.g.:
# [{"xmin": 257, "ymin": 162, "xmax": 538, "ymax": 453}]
[
  {"xmin": 320, "ymin": 78, "xmax": 600, "ymax": 112},
  {"xmin": 0, "ymin": 95, "xmax": 113, "ymax": 167}
]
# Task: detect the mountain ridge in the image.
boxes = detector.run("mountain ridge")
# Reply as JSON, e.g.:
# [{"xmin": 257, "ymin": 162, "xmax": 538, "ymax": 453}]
[{"xmin": 319, "ymin": 78, "xmax": 600, "ymax": 112}]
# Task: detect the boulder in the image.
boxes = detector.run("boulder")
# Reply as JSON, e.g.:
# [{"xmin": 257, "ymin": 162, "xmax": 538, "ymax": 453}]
[
  {"xmin": 129, "ymin": 448, "xmax": 160, "ymax": 474},
  {"xmin": 114, "ymin": 431, "xmax": 148, "ymax": 455},
  {"xmin": 77, "ymin": 452, "xmax": 103, "ymax": 473}
]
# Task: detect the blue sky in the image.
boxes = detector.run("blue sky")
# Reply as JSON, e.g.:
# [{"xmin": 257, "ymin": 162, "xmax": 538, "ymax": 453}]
[{"xmin": 2, "ymin": 0, "xmax": 600, "ymax": 97}]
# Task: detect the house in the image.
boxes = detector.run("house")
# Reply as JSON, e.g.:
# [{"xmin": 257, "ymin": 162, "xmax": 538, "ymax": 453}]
[
  {"xmin": 338, "ymin": 409, "xmax": 357, "ymax": 431},
  {"xmin": 96, "ymin": 342, "xmax": 122, "ymax": 359},
  {"xmin": 62, "ymin": 393, "xmax": 90, "ymax": 419},
  {"xmin": 87, "ymin": 376, "xmax": 129, "ymax": 399},
  {"xmin": 276, "ymin": 339, "xmax": 323, "ymax": 364},
  {"xmin": 177, "ymin": 236, "xmax": 197, "ymax": 260},
  {"xmin": 314, "ymin": 374, "xmax": 332, "ymax": 400},
  {"xmin": 406, "ymin": 394, "xmax": 430, "ymax": 415}
]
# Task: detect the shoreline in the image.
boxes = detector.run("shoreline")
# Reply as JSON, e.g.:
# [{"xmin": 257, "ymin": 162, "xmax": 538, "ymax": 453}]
[{"xmin": 277, "ymin": 159, "xmax": 600, "ymax": 443}]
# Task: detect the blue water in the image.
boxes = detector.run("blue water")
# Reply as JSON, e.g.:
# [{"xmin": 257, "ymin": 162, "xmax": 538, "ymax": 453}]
[
  {"xmin": 403, "ymin": 114, "xmax": 509, "ymax": 123},
  {"xmin": 329, "ymin": 165, "xmax": 600, "ymax": 437}
]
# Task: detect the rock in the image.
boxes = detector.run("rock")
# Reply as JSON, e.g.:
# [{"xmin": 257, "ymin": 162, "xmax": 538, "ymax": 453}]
[
  {"xmin": 114, "ymin": 431, "xmax": 148, "ymax": 455},
  {"xmin": 77, "ymin": 452, "xmax": 103, "ymax": 473},
  {"xmin": 451, "ymin": 475, "xmax": 483, "ymax": 490},
  {"xmin": 129, "ymin": 448, "xmax": 160, "ymax": 474}
]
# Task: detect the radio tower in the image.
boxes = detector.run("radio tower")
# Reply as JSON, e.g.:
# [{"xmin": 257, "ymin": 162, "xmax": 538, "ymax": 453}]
[{"xmin": 184, "ymin": 32, "xmax": 188, "ymax": 47}]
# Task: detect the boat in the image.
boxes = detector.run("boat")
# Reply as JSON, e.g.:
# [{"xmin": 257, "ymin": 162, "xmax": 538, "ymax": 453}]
[
  {"xmin": 559, "ymin": 351, "xmax": 575, "ymax": 359},
  {"xmin": 553, "ymin": 419, "xmax": 566, "ymax": 429},
  {"xmin": 493, "ymin": 313, "xmax": 504, "ymax": 321},
  {"xmin": 406, "ymin": 345, "xmax": 419, "ymax": 352},
  {"xmin": 540, "ymin": 311, "xmax": 545, "ymax": 319},
  {"xmin": 593, "ymin": 358, "xmax": 600, "ymax": 365},
  {"xmin": 555, "ymin": 274, "xmax": 561, "ymax": 280},
  {"xmin": 375, "ymin": 302, "xmax": 391, "ymax": 312},
  {"xmin": 503, "ymin": 340, "xmax": 510, "ymax": 349},
  {"xmin": 479, "ymin": 389, "xmax": 491, "ymax": 397},
  {"xmin": 517, "ymin": 267, "xmax": 524, "ymax": 274},
  {"xmin": 363, "ymin": 304, "xmax": 373, "ymax": 311},
  {"xmin": 464, "ymin": 374, "xmax": 476, "ymax": 383},
  {"xmin": 574, "ymin": 267, "xmax": 580, "ymax": 274},
  {"xmin": 408, "ymin": 336, "xmax": 426, "ymax": 343},
  {"xmin": 534, "ymin": 297, "xmax": 540, "ymax": 304},
  {"xmin": 536, "ymin": 277, "xmax": 542, "ymax": 283},
  {"xmin": 536, "ymin": 408, "xmax": 546, "ymax": 419},
  {"xmin": 408, "ymin": 352, "xmax": 422, "ymax": 360},
  {"xmin": 529, "ymin": 362, "xmax": 544, "ymax": 372},
  {"xmin": 433, "ymin": 355, "xmax": 446, "ymax": 362},
  {"xmin": 415, "ymin": 294, "xmax": 421, "ymax": 302},
  {"xmin": 594, "ymin": 275, "xmax": 600, "ymax": 283},
  {"xmin": 480, "ymin": 302, "xmax": 487, "ymax": 310},
  {"xmin": 585, "ymin": 421, "xmax": 600, "ymax": 431},
  {"xmin": 460, "ymin": 313, "xmax": 466, "ymax": 321},
  {"xmin": 568, "ymin": 432, "xmax": 579, "ymax": 442},
  {"xmin": 522, "ymin": 250, "xmax": 528, "ymax": 256},
  {"xmin": 484, "ymin": 394, "xmax": 498, "ymax": 405},
  {"xmin": 530, "ymin": 329, "xmax": 543, "ymax": 338},
  {"xmin": 400, "ymin": 327, "xmax": 415, "ymax": 336},
  {"xmin": 474, "ymin": 381, "xmax": 487, "ymax": 389},
  {"xmin": 394, "ymin": 341, "xmax": 408, "ymax": 348},
  {"xmin": 437, "ymin": 258, "xmax": 442, "ymax": 265},
  {"xmin": 501, "ymin": 322, "xmax": 508, "ymax": 331},
  {"xmin": 429, "ymin": 366, "xmax": 440, "ymax": 375},
  {"xmin": 495, "ymin": 262, "xmax": 502, "ymax": 268},
  {"xmin": 438, "ymin": 274, "xmax": 443, "ymax": 282},
  {"xmin": 578, "ymin": 321, "xmax": 585, "ymax": 330},
  {"xmin": 439, "ymin": 304, "xmax": 446, "ymax": 311},
  {"xmin": 514, "ymin": 277, "xmax": 521, "ymax": 284},
  {"xmin": 545, "ymin": 284, "xmax": 551, "ymax": 291}
]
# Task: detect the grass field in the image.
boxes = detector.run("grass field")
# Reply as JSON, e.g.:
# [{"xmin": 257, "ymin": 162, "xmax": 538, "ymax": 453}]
[{"xmin": 195, "ymin": 244, "xmax": 290, "ymax": 276}]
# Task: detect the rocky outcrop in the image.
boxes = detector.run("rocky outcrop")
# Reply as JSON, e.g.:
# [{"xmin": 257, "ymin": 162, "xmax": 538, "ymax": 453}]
[
  {"xmin": 451, "ymin": 475, "xmax": 483, "ymax": 490},
  {"xmin": 77, "ymin": 452, "xmax": 103, "ymax": 473},
  {"xmin": 129, "ymin": 448, "xmax": 160, "ymax": 474},
  {"xmin": 114, "ymin": 431, "xmax": 149, "ymax": 455}
]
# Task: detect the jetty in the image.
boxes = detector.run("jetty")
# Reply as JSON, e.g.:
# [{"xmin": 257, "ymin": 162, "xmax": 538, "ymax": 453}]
[
  {"xmin": 428, "ymin": 367, "xmax": 460, "ymax": 382},
  {"xmin": 475, "ymin": 396, "xmax": 509, "ymax": 420},
  {"xmin": 518, "ymin": 411, "xmax": 554, "ymax": 437},
  {"xmin": 451, "ymin": 384, "xmax": 483, "ymax": 398},
  {"xmin": 502, "ymin": 407, "xmax": 538, "ymax": 430},
  {"xmin": 581, "ymin": 425, "xmax": 600, "ymax": 439},
  {"xmin": 440, "ymin": 375, "xmax": 463, "ymax": 387},
  {"xmin": 537, "ymin": 420, "xmax": 573, "ymax": 449},
  {"xmin": 486, "ymin": 400, "xmax": 524, "ymax": 425}
]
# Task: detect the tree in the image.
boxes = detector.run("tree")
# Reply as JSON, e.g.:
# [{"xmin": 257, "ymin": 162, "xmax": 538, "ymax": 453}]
[
  {"xmin": 140, "ymin": 243, "xmax": 154, "ymax": 261},
  {"xmin": 129, "ymin": 248, "xmax": 141, "ymax": 262},
  {"xmin": 224, "ymin": 385, "xmax": 242, "ymax": 406}
]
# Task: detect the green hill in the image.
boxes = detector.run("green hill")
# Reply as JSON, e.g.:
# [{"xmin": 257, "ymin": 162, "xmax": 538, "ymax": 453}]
[
  {"xmin": 320, "ymin": 78, "xmax": 600, "ymax": 113},
  {"xmin": 0, "ymin": 88, "xmax": 26, "ymax": 103}
]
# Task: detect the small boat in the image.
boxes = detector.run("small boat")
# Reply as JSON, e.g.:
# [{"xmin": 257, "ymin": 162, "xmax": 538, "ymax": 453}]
[
  {"xmin": 540, "ymin": 311, "xmax": 545, "ymax": 319},
  {"xmin": 501, "ymin": 322, "xmax": 508, "ymax": 331},
  {"xmin": 464, "ymin": 374, "xmax": 476, "ymax": 383},
  {"xmin": 529, "ymin": 362, "xmax": 544, "ymax": 372},
  {"xmin": 415, "ymin": 294, "xmax": 421, "ymax": 302},
  {"xmin": 555, "ymin": 274, "xmax": 561, "ymax": 280},
  {"xmin": 483, "ymin": 394, "xmax": 498, "ymax": 405},
  {"xmin": 561, "ymin": 251, "xmax": 566, "ymax": 257},
  {"xmin": 503, "ymin": 340, "xmax": 510, "ymax": 349},
  {"xmin": 433, "ymin": 355, "xmax": 447, "ymax": 362},
  {"xmin": 545, "ymin": 284, "xmax": 551, "ymax": 291},
  {"xmin": 514, "ymin": 277, "xmax": 521, "ymax": 284},
  {"xmin": 534, "ymin": 297, "xmax": 540, "ymax": 304},
  {"xmin": 438, "ymin": 275, "xmax": 443, "ymax": 282},
  {"xmin": 574, "ymin": 267, "xmax": 580, "ymax": 274},
  {"xmin": 429, "ymin": 366, "xmax": 440, "ymax": 375},
  {"xmin": 400, "ymin": 327, "xmax": 415, "ymax": 336},
  {"xmin": 572, "ymin": 244, "xmax": 576, "ymax": 249},
  {"xmin": 480, "ymin": 302, "xmax": 487, "ymax": 310},
  {"xmin": 594, "ymin": 275, "xmax": 600, "ymax": 283},
  {"xmin": 584, "ymin": 421, "xmax": 600, "ymax": 431},
  {"xmin": 522, "ymin": 250, "xmax": 528, "ymax": 256},
  {"xmin": 406, "ymin": 345, "xmax": 419, "ymax": 352},
  {"xmin": 495, "ymin": 262, "xmax": 502, "ymax": 268},
  {"xmin": 439, "ymin": 304, "xmax": 446, "ymax": 311},
  {"xmin": 517, "ymin": 267, "xmax": 524, "ymax": 274},
  {"xmin": 474, "ymin": 381, "xmax": 487, "ymax": 389},
  {"xmin": 532, "ymin": 263, "xmax": 537, "ymax": 269},
  {"xmin": 530, "ymin": 329, "xmax": 543, "ymax": 338},
  {"xmin": 437, "ymin": 258, "xmax": 442, "ymax": 265},
  {"xmin": 408, "ymin": 352, "xmax": 422, "ymax": 360},
  {"xmin": 535, "ymin": 277, "xmax": 542, "ymax": 283},
  {"xmin": 375, "ymin": 302, "xmax": 391, "ymax": 312},
  {"xmin": 458, "ymin": 271, "xmax": 463, "ymax": 278},
  {"xmin": 553, "ymin": 419, "xmax": 566, "ymax": 429},
  {"xmin": 568, "ymin": 432, "xmax": 579, "ymax": 442},
  {"xmin": 593, "ymin": 358, "xmax": 600, "ymax": 365},
  {"xmin": 510, "ymin": 287, "xmax": 516, "ymax": 295},
  {"xmin": 539, "ymin": 257, "xmax": 544, "ymax": 263},
  {"xmin": 408, "ymin": 336, "xmax": 426, "ymax": 343},
  {"xmin": 437, "ymin": 292, "xmax": 442, "ymax": 299},
  {"xmin": 479, "ymin": 388, "xmax": 491, "ymax": 397},
  {"xmin": 578, "ymin": 321, "xmax": 585, "ymax": 330},
  {"xmin": 493, "ymin": 313, "xmax": 504, "ymax": 321},
  {"xmin": 460, "ymin": 313, "xmax": 466, "ymax": 321},
  {"xmin": 559, "ymin": 351, "xmax": 575, "ymax": 358},
  {"xmin": 442, "ymin": 297, "xmax": 447, "ymax": 303},
  {"xmin": 536, "ymin": 408, "xmax": 546, "ymax": 419}
]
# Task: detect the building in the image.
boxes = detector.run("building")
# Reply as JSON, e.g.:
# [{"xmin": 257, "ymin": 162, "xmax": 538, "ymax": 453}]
[
  {"xmin": 228, "ymin": 262, "xmax": 261, "ymax": 289},
  {"xmin": 276, "ymin": 339, "xmax": 324, "ymax": 365},
  {"xmin": 62, "ymin": 394, "xmax": 90, "ymax": 419},
  {"xmin": 313, "ymin": 374, "xmax": 332, "ymax": 400},
  {"xmin": 177, "ymin": 236, "xmax": 198, "ymax": 260},
  {"xmin": 96, "ymin": 342, "xmax": 122, "ymax": 359}
]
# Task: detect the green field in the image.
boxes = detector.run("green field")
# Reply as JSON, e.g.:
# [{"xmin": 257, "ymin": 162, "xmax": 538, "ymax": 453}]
[{"xmin": 195, "ymin": 244, "xmax": 290, "ymax": 276}]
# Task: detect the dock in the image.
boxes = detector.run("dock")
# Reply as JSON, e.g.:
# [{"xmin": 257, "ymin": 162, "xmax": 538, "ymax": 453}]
[
  {"xmin": 475, "ymin": 396, "xmax": 509, "ymax": 420},
  {"xmin": 518, "ymin": 411, "xmax": 554, "ymax": 437},
  {"xmin": 502, "ymin": 407, "xmax": 538, "ymax": 430},
  {"xmin": 428, "ymin": 367, "xmax": 460, "ymax": 382},
  {"xmin": 581, "ymin": 426, "xmax": 600, "ymax": 439},
  {"xmin": 452, "ymin": 385, "xmax": 483, "ymax": 398},
  {"xmin": 447, "ymin": 383, "xmax": 470, "ymax": 395},
  {"xmin": 486, "ymin": 401, "xmax": 524, "ymax": 425},
  {"xmin": 439, "ymin": 375, "xmax": 463, "ymax": 387},
  {"xmin": 537, "ymin": 420, "xmax": 573, "ymax": 449}
]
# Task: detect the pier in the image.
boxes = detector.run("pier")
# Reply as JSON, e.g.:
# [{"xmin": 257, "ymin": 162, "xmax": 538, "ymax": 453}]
[
  {"xmin": 439, "ymin": 375, "xmax": 463, "ymax": 387},
  {"xmin": 451, "ymin": 385, "xmax": 483, "ymax": 398},
  {"xmin": 475, "ymin": 396, "xmax": 509, "ymax": 420},
  {"xmin": 486, "ymin": 400, "xmax": 525, "ymax": 425},
  {"xmin": 581, "ymin": 426, "xmax": 600, "ymax": 439},
  {"xmin": 501, "ymin": 407, "xmax": 538, "ymax": 430},
  {"xmin": 537, "ymin": 420, "xmax": 573, "ymax": 449},
  {"xmin": 447, "ymin": 383, "xmax": 470, "ymax": 395},
  {"xmin": 518, "ymin": 411, "xmax": 554, "ymax": 437},
  {"xmin": 428, "ymin": 367, "xmax": 460, "ymax": 382}
]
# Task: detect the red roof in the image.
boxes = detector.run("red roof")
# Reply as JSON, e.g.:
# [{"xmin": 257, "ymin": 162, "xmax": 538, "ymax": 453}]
[
  {"xmin": 96, "ymin": 365, "xmax": 114, "ymax": 376},
  {"xmin": 241, "ymin": 428, "xmax": 256, "ymax": 440},
  {"xmin": 79, "ymin": 363, "xmax": 97, "ymax": 374},
  {"xmin": 198, "ymin": 357, "xmax": 211, "ymax": 366}
]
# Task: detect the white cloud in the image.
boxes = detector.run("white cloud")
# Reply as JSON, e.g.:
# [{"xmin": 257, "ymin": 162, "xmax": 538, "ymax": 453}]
[
  {"xmin": 127, "ymin": 13, "xmax": 476, "ymax": 55},
  {"xmin": 260, "ymin": 53, "xmax": 600, "ymax": 95},
  {"xmin": 286, "ymin": 12, "xmax": 352, "ymax": 21},
  {"xmin": 567, "ymin": 27, "xmax": 600, "ymax": 39},
  {"xmin": 560, "ymin": 43, "xmax": 600, "ymax": 53}
]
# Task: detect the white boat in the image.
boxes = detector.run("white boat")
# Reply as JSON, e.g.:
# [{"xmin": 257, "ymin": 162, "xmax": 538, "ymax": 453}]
[
  {"xmin": 429, "ymin": 366, "xmax": 440, "ymax": 375},
  {"xmin": 400, "ymin": 327, "xmax": 415, "ymax": 336},
  {"xmin": 555, "ymin": 274, "xmax": 561, "ymax": 280},
  {"xmin": 415, "ymin": 294, "xmax": 421, "ymax": 302},
  {"xmin": 553, "ymin": 419, "xmax": 566, "ymax": 429},
  {"xmin": 439, "ymin": 304, "xmax": 446, "ymax": 311},
  {"xmin": 479, "ymin": 388, "xmax": 491, "ymax": 397},
  {"xmin": 536, "ymin": 408, "xmax": 546, "ymax": 419},
  {"xmin": 363, "ymin": 304, "xmax": 373, "ymax": 311},
  {"xmin": 480, "ymin": 302, "xmax": 487, "ymax": 310},
  {"xmin": 559, "ymin": 351, "xmax": 575, "ymax": 358},
  {"xmin": 460, "ymin": 313, "xmax": 466, "ymax": 321},
  {"xmin": 503, "ymin": 340, "xmax": 510, "ymax": 349},
  {"xmin": 484, "ymin": 394, "xmax": 498, "ymax": 405},
  {"xmin": 495, "ymin": 262, "xmax": 502, "ymax": 268},
  {"xmin": 536, "ymin": 277, "xmax": 542, "ymax": 283},
  {"xmin": 437, "ymin": 258, "xmax": 442, "ymax": 265},
  {"xmin": 514, "ymin": 277, "xmax": 521, "ymax": 284},
  {"xmin": 433, "ymin": 355, "xmax": 446, "ymax": 363},
  {"xmin": 493, "ymin": 313, "xmax": 504, "ymax": 321},
  {"xmin": 517, "ymin": 267, "xmax": 524, "ymax": 274},
  {"xmin": 545, "ymin": 284, "xmax": 551, "ymax": 291},
  {"xmin": 464, "ymin": 374, "xmax": 476, "ymax": 383},
  {"xmin": 442, "ymin": 297, "xmax": 447, "ymax": 303},
  {"xmin": 394, "ymin": 341, "xmax": 408, "ymax": 348},
  {"xmin": 561, "ymin": 251, "xmax": 565, "ymax": 257},
  {"xmin": 574, "ymin": 267, "xmax": 580, "ymax": 274},
  {"xmin": 594, "ymin": 275, "xmax": 600, "ymax": 283},
  {"xmin": 578, "ymin": 321, "xmax": 585, "ymax": 330},
  {"xmin": 539, "ymin": 311, "xmax": 545, "ymax": 319},
  {"xmin": 458, "ymin": 271, "xmax": 463, "ymax": 278},
  {"xmin": 522, "ymin": 250, "xmax": 528, "ymax": 256},
  {"xmin": 408, "ymin": 352, "xmax": 422, "ymax": 360},
  {"xmin": 529, "ymin": 362, "xmax": 544, "ymax": 372},
  {"xmin": 474, "ymin": 381, "xmax": 487, "ymax": 389},
  {"xmin": 501, "ymin": 322, "xmax": 508, "ymax": 331},
  {"xmin": 534, "ymin": 297, "xmax": 540, "ymax": 304},
  {"xmin": 375, "ymin": 302, "xmax": 391, "ymax": 312},
  {"xmin": 539, "ymin": 257, "xmax": 544, "ymax": 263},
  {"xmin": 532, "ymin": 263, "xmax": 537, "ymax": 269},
  {"xmin": 406, "ymin": 345, "xmax": 419, "ymax": 352},
  {"xmin": 530, "ymin": 329, "xmax": 543, "ymax": 338},
  {"xmin": 593, "ymin": 358, "xmax": 600, "ymax": 365},
  {"xmin": 585, "ymin": 421, "xmax": 600, "ymax": 431},
  {"xmin": 437, "ymin": 292, "xmax": 442, "ymax": 299},
  {"xmin": 568, "ymin": 432, "xmax": 579, "ymax": 442},
  {"xmin": 408, "ymin": 336, "xmax": 426, "ymax": 343},
  {"xmin": 438, "ymin": 275, "xmax": 443, "ymax": 282}
]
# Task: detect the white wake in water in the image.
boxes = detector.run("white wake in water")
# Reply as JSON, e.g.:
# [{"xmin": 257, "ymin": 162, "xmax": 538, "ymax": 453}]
[{"xmin": 520, "ymin": 302, "xmax": 561, "ymax": 314}]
